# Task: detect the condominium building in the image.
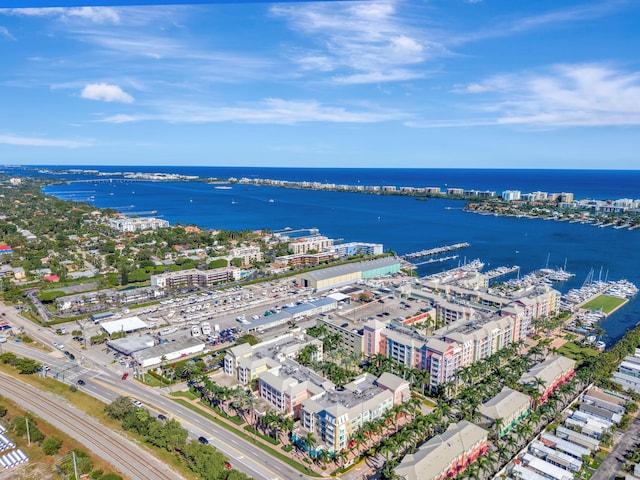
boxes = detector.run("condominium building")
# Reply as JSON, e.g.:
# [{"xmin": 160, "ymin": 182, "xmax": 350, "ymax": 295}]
[
  {"xmin": 330, "ymin": 242, "xmax": 384, "ymax": 257},
  {"xmin": 228, "ymin": 245, "xmax": 264, "ymax": 265},
  {"xmin": 395, "ymin": 421, "xmax": 489, "ymax": 480},
  {"xmin": 224, "ymin": 332, "xmax": 323, "ymax": 385},
  {"xmin": 258, "ymin": 360, "xmax": 331, "ymax": 416},
  {"xmin": 107, "ymin": 216, "xmax": 169, "ymax": 232},
  {"xmin": 299, "ymin": 372, "xmax": 409, "ymax": 452},
  {"xmin": 519, "ymin": 355, "xmax": 576, "ymax": 405},
  {"xmin": 478, "ymin": 387, "xmax": 531, "ymax": 437},
  {"xmin": 289, "ymin": 235, "xmax": 334, "ymax": 255},
  {"xmin": 275, "ymin": 252, "xmax": 338, "ymax": 267},
  {"xmin": 150, "ymin": 267, "xmax": 241, "ymax": 289}
]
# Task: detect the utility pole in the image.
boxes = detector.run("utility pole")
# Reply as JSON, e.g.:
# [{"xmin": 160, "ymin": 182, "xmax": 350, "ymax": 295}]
[{"xmin": 72, "ymin": 450, "xmax": 79, "ymax": 480}]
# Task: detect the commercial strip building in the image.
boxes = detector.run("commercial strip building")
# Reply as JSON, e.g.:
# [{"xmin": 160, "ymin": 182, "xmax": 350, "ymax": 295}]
[
  {"xmin": 395, "ymin": 421, "xmax": 489, "ymax": 480},
  {"xmin": 132, "ymin": 337, "xmax": 205, "ymax": 368},
  {"xmin": 100, "ymin": 316, "xmax": 149, "ymax": 336}
]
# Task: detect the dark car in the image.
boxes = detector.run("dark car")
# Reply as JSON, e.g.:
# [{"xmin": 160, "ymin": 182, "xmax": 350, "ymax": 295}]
[
  {"xmin": 77, "ymin": 379, "xmax": 85, "ymax": 386},
  {"xmin": 198, "ymin": 436, "xmax": 209, "ymax": 445},
  {"xmin": 158, "ymin": 414, "xmax": 167, "ymax": 421}
]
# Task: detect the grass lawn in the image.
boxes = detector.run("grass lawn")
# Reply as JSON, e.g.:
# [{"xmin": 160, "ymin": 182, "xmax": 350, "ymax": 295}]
[
  {"xmin": 170, "ymin": 390, "xmax": 198, "ymax": 400},
  {"xmin": 557, "ymin": 341, "xmax": 600, "ymax": 366},
  {"xmin": 582, "ymin": 294, "xmax": 627, "ymax": 314}
]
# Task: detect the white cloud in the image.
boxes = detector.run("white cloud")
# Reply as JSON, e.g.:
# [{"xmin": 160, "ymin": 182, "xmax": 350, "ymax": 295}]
[
  {"xmin": 81, "ymin": 83, "xmax": 134, "ymax": 103},
  {"xmin": 101, "ymin": 98, "xmax": 406, "ymax": 125},
  {"xmin": 333, "ymin": 69, "xmax": 424, "ymax": 85},
  {"xmin": 271, "ymin": 0, "xmax": 440, "ymax": 84},
  {"xmin": 0, "ymin": 134, "xmax": 90, "ymax": 148},
  {"xmin": 450, "ymin": 64, "xmax": 640, "ymax": 127},
  {"xmin": 0, "ymin": 7, "xmax": 119, "ymax": 24}
]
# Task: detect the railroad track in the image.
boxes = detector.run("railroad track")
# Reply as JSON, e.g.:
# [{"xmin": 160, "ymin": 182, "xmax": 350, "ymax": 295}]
[{"xmin": 1, "ymin": 373, "xmax": 185, "ymax": 480}]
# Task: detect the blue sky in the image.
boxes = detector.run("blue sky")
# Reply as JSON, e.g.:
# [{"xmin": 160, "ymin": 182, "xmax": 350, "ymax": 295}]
[{"xmin": 1, "ymin": 0, "xmax": 639, "ymax": 169}]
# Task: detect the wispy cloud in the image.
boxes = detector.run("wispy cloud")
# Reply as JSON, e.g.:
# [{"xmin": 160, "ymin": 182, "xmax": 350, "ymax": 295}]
[
  {"xmin": 446, "ymin": 64, "xmax": 640, "ymax": 128},
  {"xmin": 0, "ymin": 26, "xmax": 15, "ymax": 40},
  {"xmin": 0, "ymin": 7, "xmax": 120, "ymax": 24},
  {"xmin": 0, "ymin": 134, "xmax": 91, "ymax": 148},
  {"xmin": 271, "ymin": 0, "xmax": 443, "ymax": 84},
  {"xmin": 101, "ymin": 98, "xmax": 407, "ymax": 125},
  {"xmin": 453, "ymin": 1, "xmax": 629, "ymax": 45},
  {"xmin": 81, "ymin": 83, "xmax": 134, "ymax": 103}
]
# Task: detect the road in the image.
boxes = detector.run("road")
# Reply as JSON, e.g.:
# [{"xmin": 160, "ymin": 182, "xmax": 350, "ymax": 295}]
[
  {"xmin": 1, "ymin": 302, "xmax": 373, "ymax": 480},
  {"xmin": 591, "ymin": 413, "xmax": 640, "ymax": 480},
  {"xmin": 0, "ymin": 371, "xmax": 186, "ymax": 480}
]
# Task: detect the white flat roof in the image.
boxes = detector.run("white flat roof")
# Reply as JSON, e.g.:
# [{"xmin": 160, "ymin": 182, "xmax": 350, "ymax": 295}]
[{"xmin": 101, "ymin": 316, "xmax": 148, "ymax": 335}]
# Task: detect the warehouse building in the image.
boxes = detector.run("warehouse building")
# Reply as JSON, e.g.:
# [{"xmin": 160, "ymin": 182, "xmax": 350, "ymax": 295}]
[{"xmin": 296, "ymin": 257, "xmax": 401, "ymax": 291}]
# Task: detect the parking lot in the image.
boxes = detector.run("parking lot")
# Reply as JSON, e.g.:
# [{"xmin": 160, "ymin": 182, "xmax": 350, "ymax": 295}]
[{"xmin": 45, "ymin": 273, "xmax": 423, "ymax": 377}]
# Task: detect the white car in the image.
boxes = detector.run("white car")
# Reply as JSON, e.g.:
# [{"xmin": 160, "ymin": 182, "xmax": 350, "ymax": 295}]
[
  {"xmin": 132, "ymin": 400, "xmax": 143, "ymax": 408},
  {"xmin": 53, "ymin": 342, "xmax": 65, "ymax": 350}
]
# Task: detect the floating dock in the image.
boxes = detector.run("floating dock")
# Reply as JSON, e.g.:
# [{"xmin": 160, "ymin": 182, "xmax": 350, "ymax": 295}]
[{"xmin": 402, "ymin": 242, "xmax": 470, "ymax": 260}]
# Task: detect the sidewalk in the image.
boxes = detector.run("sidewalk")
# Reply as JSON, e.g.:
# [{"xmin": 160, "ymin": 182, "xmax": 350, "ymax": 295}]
[{"xmin": 172, "ymin": 394, "xmax": 335, "ymax": 477}]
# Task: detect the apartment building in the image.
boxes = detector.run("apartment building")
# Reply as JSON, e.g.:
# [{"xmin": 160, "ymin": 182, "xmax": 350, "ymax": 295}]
[
  {"xmin": 228, "ymin": 245, "xmax": 264, "ymax": 265},
  {"xmin": 288, "ymin": 235, "xmax": 334, "ymax": 255},
  {"xmin": 224, "ymin": 332, "xmax": 322, "ymax": 385},
  {"xmin": 300, "ymin": 372, "xmax": 409, "ymax": 452}
]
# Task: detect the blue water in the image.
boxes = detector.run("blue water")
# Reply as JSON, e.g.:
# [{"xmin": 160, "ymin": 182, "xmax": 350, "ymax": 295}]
[{"xmin": 8, "ymin": 165, "xmax": 639, "ymax": 344}]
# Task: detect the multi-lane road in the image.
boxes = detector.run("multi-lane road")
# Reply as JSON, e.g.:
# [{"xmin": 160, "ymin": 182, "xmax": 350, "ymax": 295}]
[
  {"xmin": 1, "ymin": 372, "xmax": 186, "ymax": 480},
  {"xmin": 0, "ymin": 304, "xmax": 312, "ymax": 480}
]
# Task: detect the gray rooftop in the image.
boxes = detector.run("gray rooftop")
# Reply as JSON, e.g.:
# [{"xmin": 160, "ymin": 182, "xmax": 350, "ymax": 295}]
[
  {"xmin": 107, "ymin": 334, "xmax": 155, "ymax": 355},
  {"xmin": 303, "ymin": 257, "xmax": 399, "ymax": 281},
  {"xmin": 133, "ymin": 336, "xmax": 205, "ymax": 362}
]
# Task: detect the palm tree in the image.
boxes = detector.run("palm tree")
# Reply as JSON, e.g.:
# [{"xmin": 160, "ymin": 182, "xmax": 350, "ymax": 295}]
[
  {"xmin": 335, "ymin": 449, "xmax": 349, "ymax": 468},
  {"xmin": 492, "ymin": 417, "xmax": 505, "ymax": 440},
  {"xmin": 303, "ymin": 431, "xmax": 317, "ymax": 457},
  {"xmin": 378, "ymin": 437, "xmax": 396, "ymax": 463}
]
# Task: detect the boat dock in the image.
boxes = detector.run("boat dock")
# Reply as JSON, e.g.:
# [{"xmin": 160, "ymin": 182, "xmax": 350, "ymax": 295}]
[
  {"xmin": 412, "ymin": 254, "xmax": 459, "ymax": 266},
  {"xmin": 402, "ymin": 242, "xmax": 469, "ymax": 260},
  {"xmin": 485, "ymin": 265, "xmax": 520, "ymax": 280}
]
